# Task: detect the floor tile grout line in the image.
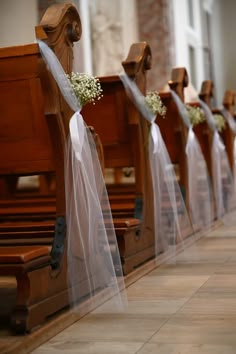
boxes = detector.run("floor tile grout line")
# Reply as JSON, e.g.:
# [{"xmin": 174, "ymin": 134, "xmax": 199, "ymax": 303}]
[
  {"xmin": 133, "ymin": 227, "xmax": 234, "ymax": 352},
  {"xmin": 134, "ymin": 314, "xmax": 175, "ymax": 354},
  {"xmin": 133, "ymin": 240, "xmax": 223, "ymax": 353}
]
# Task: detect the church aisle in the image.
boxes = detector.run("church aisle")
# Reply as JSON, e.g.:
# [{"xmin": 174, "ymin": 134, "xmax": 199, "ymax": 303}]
[{"xmin": 31, "ymin": 223, "xmax": 236, "ymax": 354}]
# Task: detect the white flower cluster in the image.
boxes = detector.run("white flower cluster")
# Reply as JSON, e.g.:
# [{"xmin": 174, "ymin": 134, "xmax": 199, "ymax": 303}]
[
  {"xmin": 67, "ymin": 72, "xmax": 103, "ymax": 107},
  {"xmin": 213, "ymin": 114, "xmax": 226, "ymax": 132},
  {"xmin": 185, "ymin": 105, "xmax": 205, "ymax": 126},
  {"xmin": 144, "ymin": 91, "xmax": 166, "ymax": 117}
]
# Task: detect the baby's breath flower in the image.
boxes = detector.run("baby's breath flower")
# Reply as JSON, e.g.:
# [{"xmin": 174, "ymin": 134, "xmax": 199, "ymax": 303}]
[
  {"xmin": 144, "ymin": 91, "xmax": 166, "ymax": 117},
  {"xmin": 213, "ymin": 114, "xmax": 226, "ymax": 132},
  {"xmin": 67, "ymin": 72, "xmax": 103, "ymax": 107},
  {"xmin": 185, "ymin": 105, "xmax": 205, "ymax": 126}
]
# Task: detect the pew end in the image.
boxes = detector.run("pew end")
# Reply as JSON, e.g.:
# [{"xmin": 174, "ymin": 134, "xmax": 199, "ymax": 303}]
[
  {"xmin": 0, "ymin": 3, "xmax": 87, "ymax": 334},
  {"xmin": 82, "ymin": 42, "xmax": 156, "ymax": 274}
]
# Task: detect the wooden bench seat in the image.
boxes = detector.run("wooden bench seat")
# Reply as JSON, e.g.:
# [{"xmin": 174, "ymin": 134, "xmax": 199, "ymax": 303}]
[{"xmin": 0, "ymin": 246, "xmax": 50, "ymax": 265}]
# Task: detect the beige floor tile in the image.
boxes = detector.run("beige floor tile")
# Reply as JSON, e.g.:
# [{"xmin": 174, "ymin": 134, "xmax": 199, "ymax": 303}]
[
  {"xmin": 150, "ymin": 315, "xmax": 236, "ymax": 345},
  {"xmin": 137, "ymin": 343, "xmax": 236, "ymax": 354},
  {"xmin": 206, "ymin": 228, "xmax": 236, "ymax": 238},
  {"xmin": 174, "ymin": 249, "xmax": 232, "ymax": 263},
  {"xmin": 198, "ymin": 236, "xmax": 236, "ymax": 249},
  {"xmin": 94, "ymin": 298, "xmax": 188, "ymax": 315},
  {"xmin": 215, "ymin": 261, "xmax": 236, "ymax": 273},
  {"xmin": 152, "ymin": 263, "xmax": 220, "ymax": 276},
  {"xmin": 126, "ymin": 275, "xmax": 209, "ymax": 300},
  {"xmin": 227, "ymin": 253, "xmax": 236, "ymax": 261},
  {"xmin": 31, "ymin": 340, "xmax": 143, "ymax": 354},
  {"xmin": 179, "ymin": 297, "xmax": 236, "ymax": 316},
  {"xmin": 51, "ymin": 313, "xmax": 168, "ymax": 343},
  {"xmin": 9, "ymin": 222, "xmax": 236, "ymax": 354},
  {"xmin": 194, "ymin": 274, "xmax": 236, "ymax": 297}
]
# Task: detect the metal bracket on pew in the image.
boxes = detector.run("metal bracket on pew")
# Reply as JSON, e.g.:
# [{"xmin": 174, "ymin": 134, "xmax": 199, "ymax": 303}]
[
  {"xmin": 134, "ymin": 196, "xmax": 143, "ymax": 221},
  {"xmin": 50, "ymin": 216, "xmax": 66, "ymax": 269}
]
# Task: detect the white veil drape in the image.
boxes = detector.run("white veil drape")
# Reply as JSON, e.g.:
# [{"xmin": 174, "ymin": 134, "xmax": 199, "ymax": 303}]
[
  {"xmin": 170, "ymin": 91, "xmax": 213, "ymax": 231},
  {"xmin": 120, "ymin": 74, "xmax": 194, "ymax": 261},
  {"xmin": 38, "ymin": 40, "xmax": 125, "ymax": 311},
  {"xmin": 199, "ymin": 100, "xmax": 235, "ymax": 220},
  {"xmin": 221, "ymin": 108, "xmax": 236, "ymax": 210}
]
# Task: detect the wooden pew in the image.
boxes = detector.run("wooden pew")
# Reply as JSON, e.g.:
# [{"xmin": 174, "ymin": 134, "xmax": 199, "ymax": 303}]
[
  {"xmin": 82, "ymin": 42, "xmax": 156, "ymax": 275},
  {"xmin": 157, "ymin": 68, "xmax": 193, "ymax": 234},
  {"xmin": 190, "ymin": 80, "xmax": 234, "ymax": 217},
  {"xmin": 184, "ymin": 80, "xmax": 217, "ymax": 219},
  {"xmin": 202, "ymin": 86, "xmax": 236, "ymax": 212},
  {"xmin": 190, "ymin": 80, "xmax": 214, "ymax": 183},
  {"xmin": 0, "ymin": 3, "xmax": 89, "ymax": 333},
  {"xmin": 214, "ymin": 90, "xmax": 236, "ymax": 174}
]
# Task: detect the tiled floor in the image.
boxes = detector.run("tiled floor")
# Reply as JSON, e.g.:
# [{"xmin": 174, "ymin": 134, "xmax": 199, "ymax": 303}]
[{"xmin": 28, "ymin": 223, "xmax": 236, "ymax": 354}]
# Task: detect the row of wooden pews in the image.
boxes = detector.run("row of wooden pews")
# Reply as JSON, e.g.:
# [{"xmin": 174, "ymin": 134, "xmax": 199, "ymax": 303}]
[
  {"xmin": 1, "ymin": 1, "xmax": 236, "ymax": 336},
  {"xmin": 0, "ymin": 4, "xmax": 157, "ymax": 334},
  {"xmin": 158, "ymin": 70, "xmax": 236, "ymax": 223}
]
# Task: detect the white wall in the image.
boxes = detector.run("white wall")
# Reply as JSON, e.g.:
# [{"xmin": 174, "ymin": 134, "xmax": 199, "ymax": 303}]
[
  {"xmin": 0, "ymin": 0, "xmax": 38, "ymax": 47},
  {"xmin": 73, "ymin": 0, "xmax": 93, "ymax": 74},
  {"xmin": 121, "ymin": 0, "xmax": 139, "ymax": 59}
]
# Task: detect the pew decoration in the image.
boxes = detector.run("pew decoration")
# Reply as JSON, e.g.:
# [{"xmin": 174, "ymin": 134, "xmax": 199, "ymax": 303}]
[
  {"xmin": 213, "ymin": 113, "xmax": 226, "ymax": 132},
  {"xmin": 144, "ymin": 91, "xmax": 166, "ymax": 117},
  {"xmin": 221, "ymin": 108, "xmax": 236, "ymax": 134},
  {"xmin": 38, "ymin": 40, "xmax": 125, "ymax": 311},
  {"xmin": 221, "ymin": 108, "xmax": 236, "ymax": 209},
  {"xmin": 185, "ymin": 104, "xmax": 205, "ymax": 126},
  {"xmin": 199, "ymin": 100, "xmax": 235, "ymax": 220},
  {"xmin": 170, "ymin": 91, "xmax": 213, "ymax": 230},
  {"xmin": 66, "ymin": 72, "xmax": 103, "ymax": 106},
  {"xmin": 120, "ymin": 73, "xmax": 193, "ymax": 259}
]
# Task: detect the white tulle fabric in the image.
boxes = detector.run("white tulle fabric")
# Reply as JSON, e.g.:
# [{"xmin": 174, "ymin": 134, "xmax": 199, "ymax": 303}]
[
  {"xmin": 120, "ymin": 74, "xmax": 193, "ymax": 259},
  {"xmin": 199, "ymin": 100, "xmax": 235, "ymax": 220},
  {"xmin": 170, "ymin": 91, "xmax": 213, "ymax": 231},
  {"xmin": 221, "ymin": 108, "xmax": 236, "ymax": 134},
  {"xmin": 38, "ymin": 40, "xmax": 125, "ymax": 311},
  {"xmin": 221, "ymin": 108, "xmax": 236, "ymax": 209}
]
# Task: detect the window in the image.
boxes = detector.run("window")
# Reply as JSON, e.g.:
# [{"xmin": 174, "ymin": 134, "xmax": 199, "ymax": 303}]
[
  {"xmin": 188, "ymin": 45, "xmax": 197, "ymax": 87},
  {"xmin": 187, "ymin": 0, "xmax": 195, "ymax": 28}
]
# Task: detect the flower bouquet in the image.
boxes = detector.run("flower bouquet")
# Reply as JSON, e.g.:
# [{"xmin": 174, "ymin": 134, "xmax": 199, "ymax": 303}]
[
  {"xmin": 66, "ymin": 72, "xmax": 103, "ymax": 107},
  {"xmin": 144, "ymin": 91, "xmax": 166, "ymax": 117},
  {"xmin": 185, "ymin": 104, "xmax": 205, "ymax": 126},
  {"xmin": 213, "ymin": 113, "xmax": 226, "ymax": 132}
]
